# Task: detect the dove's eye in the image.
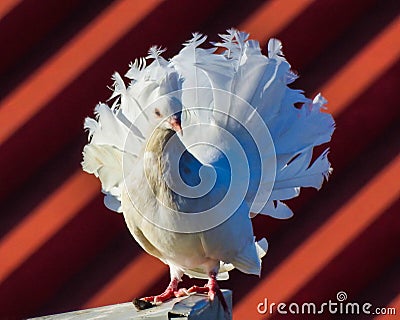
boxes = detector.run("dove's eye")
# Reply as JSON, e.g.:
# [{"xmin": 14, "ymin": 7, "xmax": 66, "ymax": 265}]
[{"xmin": 154, "ymin": 108, "xmax": 161, "ymax": 117}]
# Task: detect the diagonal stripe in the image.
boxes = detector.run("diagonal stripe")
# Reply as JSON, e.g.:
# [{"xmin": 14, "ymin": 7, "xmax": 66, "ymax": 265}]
[
  {"xmin": 0, "ymin": 172, "xmax": 99, "ymax": 285},
  {"xmin": 319, "ymin": 16, "xmax": 400, "ymax": 116},
  {"xmin": 0, "ymin": 0, "xmax": 21, "ymax": 21},
  {"xmin": 83, "ymin": 253, "xmax": 167, "ymax": 308},
  {"xmin": 0, "ymin": 0, "xmax": 161, "ymax": 146},
  {"xmin": 234, "ymin": 154, "xmax": 400, "ymax": 319},
  {"xmin": 239, "ymin": 0, "xmax": 315, "ymax": 41}
]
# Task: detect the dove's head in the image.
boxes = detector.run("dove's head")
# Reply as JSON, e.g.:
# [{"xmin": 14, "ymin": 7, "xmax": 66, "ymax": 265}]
[{"xmin": 153, "ymin": 96, "xmax": 182, "ymax": 134}]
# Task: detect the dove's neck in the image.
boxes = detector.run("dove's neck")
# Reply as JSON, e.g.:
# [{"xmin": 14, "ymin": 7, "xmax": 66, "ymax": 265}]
[
  {"xmin": 145, "ymin": 127, "xmax": 175, "ymax": 155},
  {"xmin": 143, "ymin": 128, "xmax": 176, "ymax": 199}
]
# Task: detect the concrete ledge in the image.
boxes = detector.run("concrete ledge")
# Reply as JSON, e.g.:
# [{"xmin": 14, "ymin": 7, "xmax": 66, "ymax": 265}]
[{"xmin": 29, "ymin": 290, "xmax": 232, "ymax": 320}]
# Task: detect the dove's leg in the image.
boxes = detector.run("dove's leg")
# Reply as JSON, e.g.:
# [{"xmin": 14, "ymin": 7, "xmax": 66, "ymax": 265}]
[
  {"xmin": 142, "ymin": 266, "xmax": 187, "ymax": 303},
  {"xmin": 188, "ymin": 271, "xmax": 228, "ymax": 312}
]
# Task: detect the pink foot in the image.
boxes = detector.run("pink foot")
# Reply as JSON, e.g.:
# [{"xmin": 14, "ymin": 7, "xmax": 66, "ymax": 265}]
[
  {"xmin": 188, "ymin": 273, "xmax": 228, "ymax": 312},
  {"xmin": 133, "ymin": 278, "xmax": 188, "ymax": 310},
  {"xmin": 143, "ymin": 287, "xmax": 188, "ymax": 303}
]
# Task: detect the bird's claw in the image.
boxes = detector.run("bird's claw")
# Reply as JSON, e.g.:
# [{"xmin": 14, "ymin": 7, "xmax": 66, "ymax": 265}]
[
  {"xmin": 141, "ymin": 287, "xmax": 189, "ymax": 304},
  {"xmin": 187, "ymin": 283, "xmax": 229, "ymax": 312},
  {"xmin": 174, "ymin": 288, "xmax": 190, "ymax": 297},
  {"xmin": 188, "ymin": 285, "xmax": 209, "ymax": 294}
]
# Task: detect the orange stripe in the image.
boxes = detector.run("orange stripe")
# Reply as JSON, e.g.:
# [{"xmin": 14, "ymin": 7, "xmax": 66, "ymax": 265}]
[
  {"xmin": 374, "ymin": 294, "xmax": 400, "ymax": 319},
  {"xmin": 320, "ymin": 16, "xmax": 400, "ymax": 116},
  {"xmin": 239, "ymin": 0, "xmax": 315, "ymax": 41},
  {"xmin": 0, "ymin": 171, "xmax": 99, "ymax": 284},
  {"xmin": 83, "ymin": 253, "xmax": 167, "ymax": 308},
  {"xmin": 0, "ymin": 0, "xmax": 161, "ymax": 146},
  {"xmin": 0, "ymin": 0, "xmax": 21, "ymax": 20},
  {"xmin": 234, "ymin": 154, "xmax": 400, "ymax": 319}
]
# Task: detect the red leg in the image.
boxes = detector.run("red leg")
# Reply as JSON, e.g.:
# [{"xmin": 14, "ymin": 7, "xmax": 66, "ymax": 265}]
[
  {"xmin": 206, "ymin": 272, "xmax": 229, "ymax": 312},
  {"xmin": 188, "ymin": 272, "xmax": 229, "ymax": 312},
  {"xmin": 143, "ymin": 278, "xmax": 188, "ymax": 303}
]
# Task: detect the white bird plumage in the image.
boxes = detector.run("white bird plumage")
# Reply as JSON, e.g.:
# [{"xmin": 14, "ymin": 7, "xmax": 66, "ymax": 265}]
[{"xmin": 82, "ymin": 30, "xmax": 334, "ymax": 309}]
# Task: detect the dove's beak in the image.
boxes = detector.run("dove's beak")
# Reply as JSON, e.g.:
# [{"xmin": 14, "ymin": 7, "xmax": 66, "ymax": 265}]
[{"xmin": 169, "ymin": 114, "xmax": 182, "ymax": 135}]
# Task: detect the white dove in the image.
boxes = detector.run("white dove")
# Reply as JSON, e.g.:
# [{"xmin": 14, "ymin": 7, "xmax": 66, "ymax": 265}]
[{"xmin": 81, "ymin": 30, "xmax": 335, "ymax": 311}]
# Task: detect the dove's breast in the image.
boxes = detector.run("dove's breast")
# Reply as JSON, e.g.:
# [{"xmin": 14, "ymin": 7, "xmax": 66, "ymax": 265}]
[{"xmin": 121, "ymin": 196, "xmax": 209, "ymax": 269}]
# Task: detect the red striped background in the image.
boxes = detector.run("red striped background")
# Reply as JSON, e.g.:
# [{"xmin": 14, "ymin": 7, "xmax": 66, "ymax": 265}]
[{"xmin": 0, "ymin": 1, "xmax": 399, "ymax": 319}]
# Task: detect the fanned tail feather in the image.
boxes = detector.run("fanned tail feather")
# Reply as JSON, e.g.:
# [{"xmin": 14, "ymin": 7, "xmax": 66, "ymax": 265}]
[
  {"xmin": 82, "ymin": 144, "xmax": 136, "ymax": 212},
  {"xmin": 172, "ymin": 30, "xmax": 334, "ymax": 216}
]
